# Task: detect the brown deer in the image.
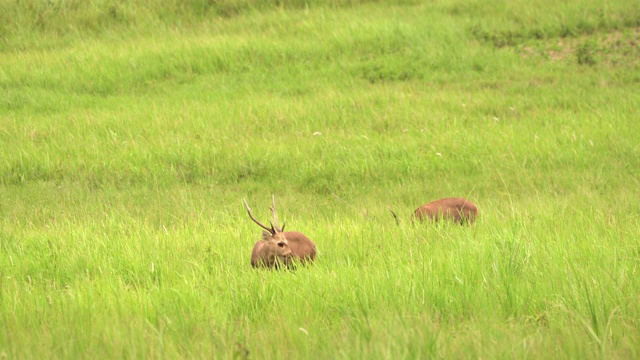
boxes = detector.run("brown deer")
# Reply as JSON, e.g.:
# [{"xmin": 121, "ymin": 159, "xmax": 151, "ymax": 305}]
[
  {"xmin": 413, "ymin": 197, "xmax": 478, "ymax": 224},
  {"xmin": 244, "ymin": 196, "xmax": 317, "ymax": 269}
]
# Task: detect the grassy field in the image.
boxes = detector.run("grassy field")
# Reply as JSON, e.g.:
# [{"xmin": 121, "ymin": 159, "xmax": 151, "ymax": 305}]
[{"xmin": 1, "ymin": 0, "xmax": 640, "ymax": 358}]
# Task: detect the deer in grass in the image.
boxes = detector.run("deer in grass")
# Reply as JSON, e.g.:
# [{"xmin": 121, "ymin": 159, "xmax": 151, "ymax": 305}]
[
  {"xmin": 388, "ymin": 197, "xmax": 479, "ymax": 225},
  {"xmin": 244, "ymin": 196, "xmax": 317, "ymax": 269},
  {"xmin": 414, "ymin": 197, "xmax": 478, "ymax": 224}
]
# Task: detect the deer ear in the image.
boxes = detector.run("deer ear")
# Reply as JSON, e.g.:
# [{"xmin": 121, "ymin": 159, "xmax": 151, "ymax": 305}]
[{"xmin": 261, "ymin": 230, "xmax": 272, "ymax": 242}]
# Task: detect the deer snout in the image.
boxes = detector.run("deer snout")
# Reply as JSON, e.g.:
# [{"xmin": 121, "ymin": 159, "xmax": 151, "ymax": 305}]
[{"xmin": 277, "ymin": 241, "xmax": 292, "ymax": 256}]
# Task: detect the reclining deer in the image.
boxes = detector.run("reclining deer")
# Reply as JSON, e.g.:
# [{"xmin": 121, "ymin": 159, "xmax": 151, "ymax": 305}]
[
  {"xmin": 389, "ymin": 197, "xmax": 479, "ymax": 225},
  {"xmin": 244, "ymin": 196, "xmax": 317, "ymax": 269},
  {"xmin": 414, "ymin": 197, "xmax": 478, "ymax": 224}
]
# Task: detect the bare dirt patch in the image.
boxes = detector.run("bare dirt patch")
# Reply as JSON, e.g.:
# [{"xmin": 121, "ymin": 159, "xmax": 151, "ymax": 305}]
[{"xmin": 518, "ymin": 27, "xmax": 640, "ymax": 67}]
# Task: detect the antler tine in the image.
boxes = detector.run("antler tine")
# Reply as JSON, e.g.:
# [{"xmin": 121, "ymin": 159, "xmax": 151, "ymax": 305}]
[
  {"xmin": 243, "ymin": 199, "xmax": 275, "ymax": 234},
  {"xmin": 387, "ymin": 206, "xmax": 400, "ymax": 226},
  {"xmin": 270, "ymin": 194, "xmax": 281, "ymax": 231}
]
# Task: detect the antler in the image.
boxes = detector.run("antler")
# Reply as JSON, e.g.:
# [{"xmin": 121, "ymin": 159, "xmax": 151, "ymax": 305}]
[
  {"xmin": 243, "ymin": 199, "xmax": 275, "ymax": 234},
  {"xmin": 269, "ymin": 195, "xmax": 285, "ymax": 231},
  {"xmin": 387, "ymin": 206, "xmax": 400, "ymax": 226}
]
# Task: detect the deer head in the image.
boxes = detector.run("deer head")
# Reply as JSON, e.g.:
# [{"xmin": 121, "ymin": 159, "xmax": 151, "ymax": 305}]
[{"xmin": 244, "ymin": 196, "xmax": 292, "ymax": 268}]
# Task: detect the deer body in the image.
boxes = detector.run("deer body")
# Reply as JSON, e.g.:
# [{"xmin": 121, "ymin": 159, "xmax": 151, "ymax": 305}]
[
  {"xmin": 245, "ymin": 197, "xmax": 317, "ymax": 269},
  {"xmin": 281, "ymin": 231, "xmax": 317, "ymax": 263},
  {"xmin": 414, "ymin": 197, "xmax": 478, "ymax": 224}
]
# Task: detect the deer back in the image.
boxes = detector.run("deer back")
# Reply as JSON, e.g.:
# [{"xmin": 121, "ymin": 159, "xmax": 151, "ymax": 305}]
[
  {"xmin": 414, "ymin": 197, "xmax": 478, "ymax": 224},
  {"xmin": 283, "ymin": 231, "xmax": 317, "ymax": 264}
]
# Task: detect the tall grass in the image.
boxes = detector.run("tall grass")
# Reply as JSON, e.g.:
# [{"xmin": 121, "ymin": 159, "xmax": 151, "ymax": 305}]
[{"xmin": 1, "ymin": 0, "xmax": 640, "ymax": 358}]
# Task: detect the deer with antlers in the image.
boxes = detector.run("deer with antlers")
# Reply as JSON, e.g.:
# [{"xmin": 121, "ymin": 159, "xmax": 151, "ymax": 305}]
[{"xmin": 244, "ymin": 196, "xmax": 317, "ymax": 269}]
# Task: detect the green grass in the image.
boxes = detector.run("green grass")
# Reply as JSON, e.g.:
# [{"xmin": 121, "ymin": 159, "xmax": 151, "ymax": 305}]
[{"xmin": 1, "ymin": 0, "xmax": 640, "ymax": 358}]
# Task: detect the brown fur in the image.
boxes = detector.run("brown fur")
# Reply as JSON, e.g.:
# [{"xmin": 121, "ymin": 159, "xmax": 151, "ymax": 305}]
[
  {"xmin": 414, "ymin": 197, "xmax": 478, "ymax": 224},
  {"xmin": 282, "ymin": 231, "xmax": 317, "ymax": 264},
  {"xmin": 245, "ymin": 197, "xmax": 317, "ymax": 269},
  {"xmin": 250, "ymin": 230, "xmax": 294, "ymax": 268}
]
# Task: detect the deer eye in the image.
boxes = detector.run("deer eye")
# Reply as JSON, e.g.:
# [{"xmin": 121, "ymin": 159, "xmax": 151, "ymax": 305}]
[{"xmin": 278, "ymin": 242, "xmax": 285, "ymax": 248}]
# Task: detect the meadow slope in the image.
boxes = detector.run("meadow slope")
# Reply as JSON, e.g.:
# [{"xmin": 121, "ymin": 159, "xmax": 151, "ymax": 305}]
[{"xmin": 1, "ymin": 0, "xmax": 640, "ymax": 358}]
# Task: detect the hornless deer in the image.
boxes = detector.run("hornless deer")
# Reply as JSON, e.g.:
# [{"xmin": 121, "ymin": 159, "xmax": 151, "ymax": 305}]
[
  {"xmin": 413, "ymin": 197, "xmax": 478, "ymax": 224},
  {"xmin": 244, "ymin": 196, "xmax": 317, "ymax": 269}
]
